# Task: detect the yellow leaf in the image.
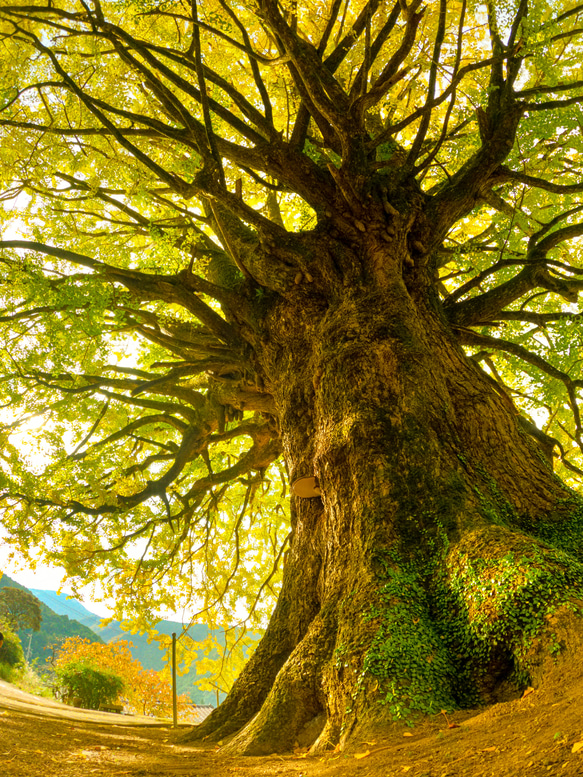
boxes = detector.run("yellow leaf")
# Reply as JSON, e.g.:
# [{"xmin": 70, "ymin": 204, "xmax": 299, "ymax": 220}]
[
  {"xmin": 354, "ymin": 750, "xmax": 371, "ymax": 759},
  {"xmin": 403, "ymin": 732, "xmax": 413, "ymax": 737},
  {"xmin": 571, "ymin": 742, "xmax": 583, "ymax": 753}
]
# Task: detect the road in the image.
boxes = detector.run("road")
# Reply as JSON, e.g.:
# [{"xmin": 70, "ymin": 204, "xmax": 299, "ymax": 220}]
[{"xmin": 0, "ymin": 678, "xmax": 172, "ymax": 725}]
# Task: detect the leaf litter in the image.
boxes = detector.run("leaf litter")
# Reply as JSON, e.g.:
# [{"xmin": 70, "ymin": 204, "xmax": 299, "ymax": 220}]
[{"xmin": 4, "ymin": 657, "xmax": 583, "ymax": 777}]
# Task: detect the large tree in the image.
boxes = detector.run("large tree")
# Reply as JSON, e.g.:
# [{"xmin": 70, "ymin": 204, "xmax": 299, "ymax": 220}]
[{"xmin": 2, "ymin": 0, "xmax": 583, "ymax": 754}]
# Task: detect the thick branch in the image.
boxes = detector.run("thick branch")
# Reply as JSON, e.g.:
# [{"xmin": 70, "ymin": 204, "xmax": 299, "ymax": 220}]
[{"xmin": 0, "ymin": 240, "xmax": 241, "ymax": 347}]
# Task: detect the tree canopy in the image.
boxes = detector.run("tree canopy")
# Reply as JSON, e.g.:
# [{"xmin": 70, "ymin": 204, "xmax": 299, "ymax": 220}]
[
  {"xmin": 0, "ymin": 586, "xmax": 42, "ymax": 631},
  {"xmin": 2, "ymin": 0, "xmax": 583, "ymax": 752}
]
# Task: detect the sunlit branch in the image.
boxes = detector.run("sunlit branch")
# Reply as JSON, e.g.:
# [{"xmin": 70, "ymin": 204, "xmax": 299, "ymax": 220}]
[
  {"xmin": 526, "ymin": 95, "xmax": 583, "ymax": 112},
  {"xmin": 405, "ymin": 0, "xmax": 446, "ymax": 168},
  {"xmin": 21, "ymin": 29, "xmax": 198, "ymax": 198},
  {"xmin": 257, "ymin": 0, "xmax": 349, "ymax": 137},
  {"xmin": 182, "ymin": 432, "xmax": 281, "ymax": 503},
  {"xmin": 316, "ymin": 0, "xmax": 344, "ymax": 56},
  {"xmin": 496, "ymin": 311, "xmax": 583, "ymax": 326},
  {"xmin": 135, "ymin": 8, "xmax": 281, "ymax": 64},
  {"xmin": 355, "ymin": 1, "xmax": 419, "ymax": 115},
  {"xmin": 0, "ymin": 240, "xmax": 241, "ymax": 346},
  {"xmin": 499, "ymin": 165, "xmax": 583, "ymax": 195},
  {"xmin": 68, "ymin": 399, "xmax": 110, "ymax": 458},
  {"xmin": 324, "ymin": 0, "xmax": 381, "ymax": 73},
  {"xmin": 516, "ymin": 80, "xmax": 583, "ymax": 98},
  {"xmin": 372, "ymin": 57, "xmax": 496, "ymax": 148},
  {"xmin": 456, "ymin": 328, "xmax": 583, "ymax": 389},
  {"xmin": 69, "ymin": 413, "xmax": 187, "ymax": 461},
  {"xmin": 444, "ymin": 258, "xmax": 522, "ymax": 306},
  {"xmin": 217, "ymin": 0, "xmax": 273, "ymax": 126}
]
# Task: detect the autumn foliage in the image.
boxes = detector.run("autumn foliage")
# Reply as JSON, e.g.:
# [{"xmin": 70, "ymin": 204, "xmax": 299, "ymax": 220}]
[{"xmin": 52, "ymin": 637, "xmax": 190, "ymax": 717}]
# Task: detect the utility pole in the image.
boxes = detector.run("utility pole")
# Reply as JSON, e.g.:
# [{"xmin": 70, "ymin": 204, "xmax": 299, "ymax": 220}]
[{"xmin": 171, "ymin": 632, "xmax": 177, "ymax": 728}]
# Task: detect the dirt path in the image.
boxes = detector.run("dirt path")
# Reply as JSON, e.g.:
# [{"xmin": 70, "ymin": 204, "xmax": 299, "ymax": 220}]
[{"xmin": 2, "ymin": 671, "xmax": 583, "ymax": 777}]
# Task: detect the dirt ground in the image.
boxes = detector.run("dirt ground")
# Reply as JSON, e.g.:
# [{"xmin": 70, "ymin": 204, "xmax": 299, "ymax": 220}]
[{"xmin": 3, "ymin": 658, "xmax": 583, "ymax": 777}]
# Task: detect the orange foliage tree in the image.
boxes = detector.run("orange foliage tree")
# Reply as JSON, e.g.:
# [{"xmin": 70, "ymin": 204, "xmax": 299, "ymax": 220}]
[{"xmin": 51, "ymin": 637, "xmax": 190, "ymax": 717}]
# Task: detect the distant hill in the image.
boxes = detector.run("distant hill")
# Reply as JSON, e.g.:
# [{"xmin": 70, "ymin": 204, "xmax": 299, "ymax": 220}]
[
  {"xmin": 28, "ymin": 589, "xmax": 104, "ymax": 630},
  {"xmin": 30, "ymin": 589, "xmax": 218, "ymax": 706},
  {"xmin": 0, "ymin": 574, "xmax": 103, "ymax": 665}
]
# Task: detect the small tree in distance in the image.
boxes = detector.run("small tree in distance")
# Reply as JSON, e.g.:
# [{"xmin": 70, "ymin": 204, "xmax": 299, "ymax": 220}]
[
  {"xmin": 134, "ymin": 666, "xmax": 191, "ymax": 717},
  {"xmin": 0, "ymin": 588, "xmax": 42, "ymax": 632}
]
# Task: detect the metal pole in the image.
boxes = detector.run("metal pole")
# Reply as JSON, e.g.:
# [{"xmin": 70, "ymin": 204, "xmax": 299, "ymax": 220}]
[{"xmin": 171, "ymin": 632, "xmax": 177, "ymax": 728}]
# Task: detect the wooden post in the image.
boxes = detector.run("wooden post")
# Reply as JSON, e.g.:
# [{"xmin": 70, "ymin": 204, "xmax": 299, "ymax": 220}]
[{"xmin": 172, "ymin": 632, "xmax": 177, "ymax": 728}]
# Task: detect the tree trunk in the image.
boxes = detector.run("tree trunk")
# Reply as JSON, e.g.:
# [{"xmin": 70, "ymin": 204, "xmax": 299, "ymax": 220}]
[{"xmin": 186, "ymin": 232, "xmax": 583, "ymax": 754}]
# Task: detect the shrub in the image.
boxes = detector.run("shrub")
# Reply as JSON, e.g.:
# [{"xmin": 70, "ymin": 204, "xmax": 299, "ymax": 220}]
[
  {"xmin": 0, "ymin": 662, "xmax": 16, "ymax": 682},
  {"xmin": 0, "ymin": 620, "xmax": 25, "ymax": 668},
  {"xmin": 56, "ymin": 661, "xmax": 124, "ymax": 710}
]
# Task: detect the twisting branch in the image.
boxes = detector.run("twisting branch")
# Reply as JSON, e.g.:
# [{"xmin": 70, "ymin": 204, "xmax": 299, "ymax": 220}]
[
  {"xmin": 0, "ymin": 240, "xmax": 241, "ymax": 346},
  {"xmin": 217, "ymin": 0, "xmax": 273, "ymax": 126},
  {"xmin": 457, "ymin": 328, "xmax": 583, "ymax": 442},
  {"xmin": 404, "ymin": 0, "xmax": 447, "ymax": 168},
  {"xmin": 17, "ymin": 27, "xmax": 197, "ymax": 198},
  {"xmin": 190, "ymin": 0, "xmax": 225, "ymax": 188},
  {"xmin": 497, "ymin": 165, "xmax": 583, "ymax": 194}
]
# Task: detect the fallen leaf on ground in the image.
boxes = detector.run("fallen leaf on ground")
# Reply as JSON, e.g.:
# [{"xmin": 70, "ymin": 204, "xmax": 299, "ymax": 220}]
[
  {"xmin": 521, "ymin": 687, "xmax": 535, "ymax": 700},
  {"xmin": 480, "ymin": 746, "xmax": 497, "ymax": 753},
  {"xmin": 403, "ymin": 732, "xmax": 413, "ymax": 737},
  {"xmin": 354, "ymin": 750, "xmax": 371, "ymax": 759},
  {"xmin": 571, "ymin": 742, "xmax": 583, "ymax": 754}
]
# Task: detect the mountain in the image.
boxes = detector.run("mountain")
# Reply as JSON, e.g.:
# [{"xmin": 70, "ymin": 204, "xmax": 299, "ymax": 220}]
[
  {"xmin": 30, "ymin": 588, "xmax": 217, "ymax": 705},
  {"xmin": 0, "ymin": 573, "xmax": 104, "ymax": 665},
  {"xmin": 28, "ymin": 589, "xmax": 104, "ymax": 630}
]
